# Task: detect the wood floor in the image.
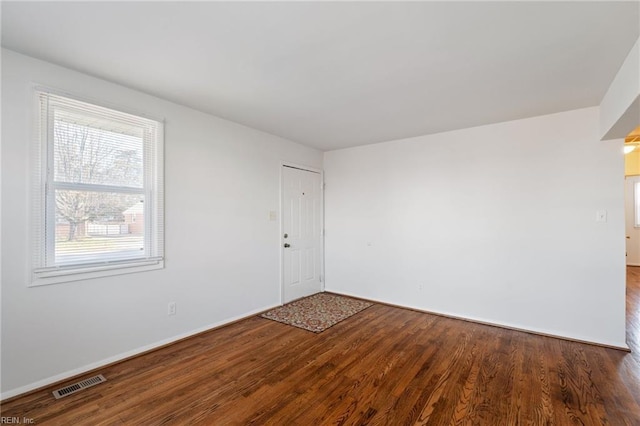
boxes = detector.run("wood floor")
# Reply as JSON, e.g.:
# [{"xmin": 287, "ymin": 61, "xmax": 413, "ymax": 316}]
[{"xmin": 2, "ymin": 270, "xmax": 640, "ymax": 425}]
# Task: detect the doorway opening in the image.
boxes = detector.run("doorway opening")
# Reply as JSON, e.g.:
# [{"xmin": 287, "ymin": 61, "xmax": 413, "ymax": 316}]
[
  {"xmin": 623, "ymin": 126, "xmax": 640, "ymax": 358},
  {"xmin": 624, "ymin": 126, "xmax": 640, "ymax": 266}
]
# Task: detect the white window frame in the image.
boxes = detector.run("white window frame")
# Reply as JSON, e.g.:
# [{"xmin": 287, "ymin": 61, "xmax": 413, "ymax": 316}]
[{"xmin": 31, "ymin": 88, "xmax": 164, "ymax": 286}]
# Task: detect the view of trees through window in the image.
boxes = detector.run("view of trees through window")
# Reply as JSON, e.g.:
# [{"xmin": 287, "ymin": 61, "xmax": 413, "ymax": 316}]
[{"xmin": 52, "ymin": 113, "xmax": 146, "ymax": 264}]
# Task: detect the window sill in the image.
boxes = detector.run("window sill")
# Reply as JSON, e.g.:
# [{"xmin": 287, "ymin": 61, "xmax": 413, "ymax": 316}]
[{"xmin": 31, "ymin": 258, "xmax": 164, "ymax": 287}]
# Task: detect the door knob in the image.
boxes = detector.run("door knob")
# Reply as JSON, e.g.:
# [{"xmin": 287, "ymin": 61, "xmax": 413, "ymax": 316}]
[
  {"xmin": 284, "ymin": 243, "xmax": 290, "ymax": 248},
  {"xmin": 284, "ymin": 233, "xmax": 288, "ymax": 238}
]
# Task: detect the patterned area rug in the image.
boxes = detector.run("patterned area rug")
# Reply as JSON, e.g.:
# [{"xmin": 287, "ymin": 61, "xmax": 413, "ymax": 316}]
[{"xmin": 260, "ymin": 293, "xmax": 373, "ymax": 333}]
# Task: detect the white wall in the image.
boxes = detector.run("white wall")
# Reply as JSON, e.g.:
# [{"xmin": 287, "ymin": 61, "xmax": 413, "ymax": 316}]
[
  {"xmin": 324, "ymin": 107, "xmax": 627, "ymax": 348},
  {"xmin": 600, "ymin": 36, "xmax": 639, "ymax": 140},
  {"xmin": 0, "ymin": 49, "xmax": 322, "ymax": 398}
]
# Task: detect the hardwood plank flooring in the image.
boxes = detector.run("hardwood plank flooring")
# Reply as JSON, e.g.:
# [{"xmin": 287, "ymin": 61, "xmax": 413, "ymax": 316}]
[{"xmin": 2, "ymin": 271, "xmax": 640, "ymax": 425}]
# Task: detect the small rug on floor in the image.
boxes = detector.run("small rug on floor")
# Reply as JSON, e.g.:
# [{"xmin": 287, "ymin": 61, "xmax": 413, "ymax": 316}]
[{"xmin": 260, "ymin": 293, "xmax": 373, "ymax": 333}]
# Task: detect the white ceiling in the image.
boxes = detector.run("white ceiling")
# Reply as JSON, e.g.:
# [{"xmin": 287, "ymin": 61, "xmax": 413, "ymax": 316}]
[{"xmin": 2, "ymin": 2, "xmax": 638, "ymax": 151}]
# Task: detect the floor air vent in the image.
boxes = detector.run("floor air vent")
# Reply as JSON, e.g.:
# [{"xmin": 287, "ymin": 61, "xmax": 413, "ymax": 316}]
[{"xmin": 52, "ymin": 374, "xmax": 107, "ymax": 399}]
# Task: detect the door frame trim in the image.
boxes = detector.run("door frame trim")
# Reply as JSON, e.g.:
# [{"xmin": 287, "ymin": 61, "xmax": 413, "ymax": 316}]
[{"xmin": 279, "ymin": 162, "xmax": 325, "ymax": 305}]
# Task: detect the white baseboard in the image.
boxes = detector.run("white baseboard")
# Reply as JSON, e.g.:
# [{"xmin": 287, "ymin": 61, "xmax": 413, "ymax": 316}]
[
  {"xmin": 326, "ymin": 289, "xmax": 630, "ymax": 351},
  {"xmin": 1, "ymin": 303, "xmax": 279, "ymax": 401}
]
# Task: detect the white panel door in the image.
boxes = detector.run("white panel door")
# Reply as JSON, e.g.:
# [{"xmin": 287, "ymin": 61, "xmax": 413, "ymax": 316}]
[
  {"xmin": 625, "ymin": 176, "xmax": 640, "ymax": 266},
  {"xmin": 282, "ymin": 166, "xmax": 322, "ymax": 303}
]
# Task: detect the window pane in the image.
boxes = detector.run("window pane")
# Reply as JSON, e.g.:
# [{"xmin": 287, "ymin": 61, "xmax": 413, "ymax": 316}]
[
  {"xmin": 55, "ymin": 190, "xmax": 145, "ymax": 265},
  {"xmin": 53, "ymin": 109, "xmax": 144, "ymax": 188}
]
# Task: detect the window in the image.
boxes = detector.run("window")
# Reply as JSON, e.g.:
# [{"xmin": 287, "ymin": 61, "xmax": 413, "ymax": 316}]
[{"xmin": 32, "ymin": 90, "xmax": 164, "ymax": 285}]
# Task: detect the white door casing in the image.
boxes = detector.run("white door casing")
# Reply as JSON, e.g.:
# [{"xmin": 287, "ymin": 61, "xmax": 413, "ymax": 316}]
[
  {"xmin": 282, "ymin": 165, "xmax": 323, "ymax": 303},
  {"xmin": 625, "ymin": 176, "xmax": 640, "ymax": 266}
]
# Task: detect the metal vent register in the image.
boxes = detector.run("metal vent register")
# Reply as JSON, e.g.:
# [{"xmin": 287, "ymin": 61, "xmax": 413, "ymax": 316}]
[{"xmin": 52, "ymin": 374, "xmax": 107, "ymax": 399}]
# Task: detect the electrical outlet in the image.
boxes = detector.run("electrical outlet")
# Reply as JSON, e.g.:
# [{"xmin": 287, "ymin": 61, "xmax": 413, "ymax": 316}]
[{"xmin": 168, "ymin": 302, "xmax": 176, "ymax": 316}]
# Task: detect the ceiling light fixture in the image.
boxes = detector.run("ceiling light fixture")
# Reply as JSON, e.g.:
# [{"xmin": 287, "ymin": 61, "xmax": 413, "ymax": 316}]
[{"xmin": 624, "ymin": 145, "xmax": 637, "ymax": 154}]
